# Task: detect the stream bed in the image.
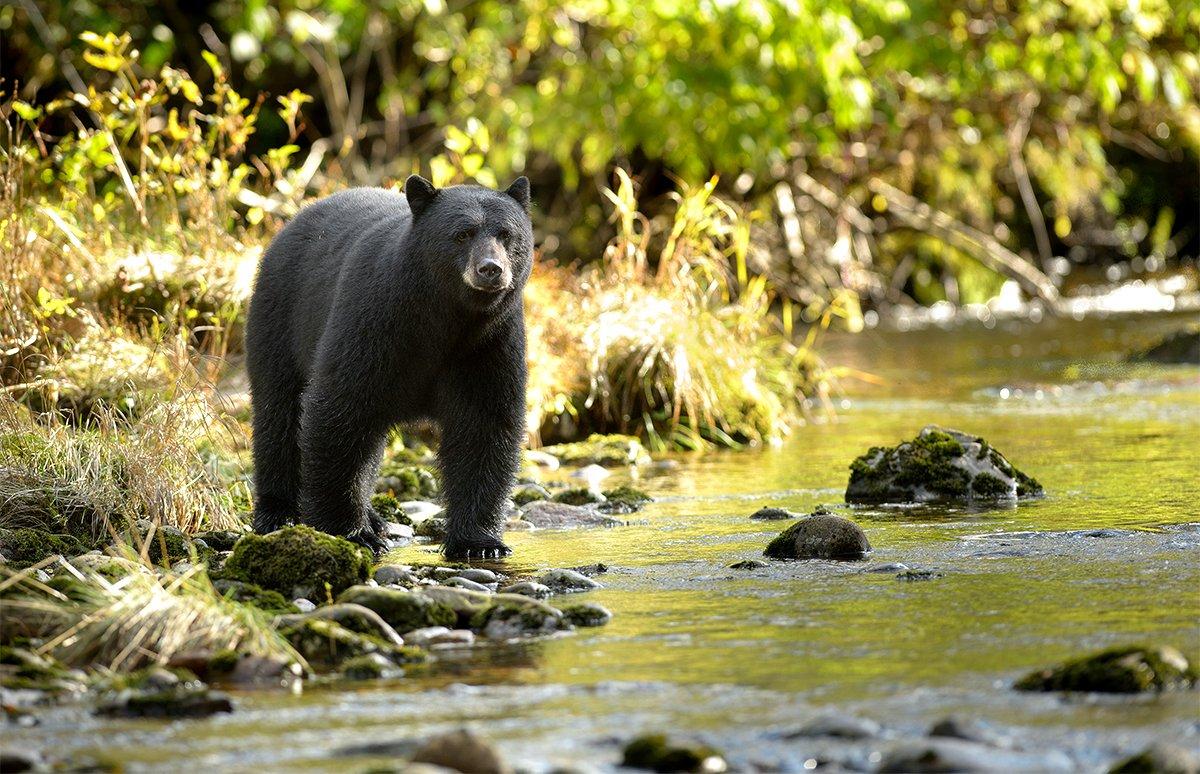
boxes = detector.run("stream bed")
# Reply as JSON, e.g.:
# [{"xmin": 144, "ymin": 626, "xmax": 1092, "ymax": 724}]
[{"xmin": 9, "ymin": 311, "xmax": 1199, "ymax": 772}]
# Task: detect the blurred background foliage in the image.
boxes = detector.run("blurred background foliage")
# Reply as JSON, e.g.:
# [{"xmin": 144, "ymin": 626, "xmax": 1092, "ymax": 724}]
[{"xmin": 1, "ymin": 0, "xmax": 1198, "ymax": 448}]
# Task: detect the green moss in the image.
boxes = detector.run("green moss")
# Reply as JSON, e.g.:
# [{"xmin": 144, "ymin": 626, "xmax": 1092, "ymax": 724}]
[
  {"xmin": 414, "ymin": 518, "xmax": 447, "ymax": 542},
  {"xmin": 970, "ymin": 472, "xmax": 1009, "ymax": 499},
  {"xmin": 369, "ymin": 493, "xmax": 413, "ymax": 526},
  {"xmin": 0, "ymin": 528, "xmax": 87, "ymax": 567},
  {"xmin": 222, "ymin": 525, "xmax": 371, "ymax": 598},
  {"xmin": 337, "ymin": 586, "xmax": 457, "ymax": 632},
  {"xmin": 598, "ymin": 484, "xmax": 652, "ymax": 514},
  {"xmin": 560, "ymin": 602, "xmax": 613, "ymax": 627},
  {"xmin": 1015, "ymin": 645, "xmax": 1196, "ymax": 693},
  {"xmin": 376, "ymin": 465, "xmax": 438, "ymax": 500},
  {"xmin": 552, "ymin": 487, "xmax": 604, "ymax": 505},
  {"xmin": 213, "ymin": 579, "xmax": 299, "ymax": 616},
  {"xmin": 194, "ymin": 530, "xmax": 243, "ymax": 552},
  {"xmin": 1015, "ymin": 469, "xmax": 1044, "ymax": 498},
  {"xmin": 542, "ymin": 434, "xmax": 651, "ymax": 466},
  {"xmin": 280, "ymin": 617, "xmax": 399, "ymax": 669},
  {"xmin": 142, "ymin": 525, "xmax": 205, "ymax": 566},
  {"xmin": 622, "ymin": 734, "xmax": 723, "ymax": 772},
  {"xmin": 207, "ymin": 649, "xmax": 240, "ymax": 675},
  {"xmin": 511, "ymin": 484, "xmax": 548, "ymax": 506}
]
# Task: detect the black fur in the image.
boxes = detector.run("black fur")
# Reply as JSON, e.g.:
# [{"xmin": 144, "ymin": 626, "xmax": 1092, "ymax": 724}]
[{"xmin": 245, "ymin": 176, "xmax": 533, "ymax": 559}]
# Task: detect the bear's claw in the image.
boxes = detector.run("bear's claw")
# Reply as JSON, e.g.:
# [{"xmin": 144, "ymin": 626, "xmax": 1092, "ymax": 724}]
[
  {"xmin": 443, "ymin": 538, "xmax": 512, "ymax": 561},
  {"xmin": 345, "ymin": 524, "xmax": 389, "ymax": 557}
]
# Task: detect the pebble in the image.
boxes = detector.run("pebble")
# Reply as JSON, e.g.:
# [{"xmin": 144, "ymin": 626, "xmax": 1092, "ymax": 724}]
[
  {"xmin": 750, "ymin": 507, "xmax": 796, "ymax": 521},
  {"xmin": 445, "ymin": 577, "xmax": 493, "ymax": 593},
  {"xmin": 789, "ymin": 713, "xmax": 881, "ymax": 739},
  {"xmin": 453, "ymin": 568, "xmax": 499, "ymax": 584},
  {"xmin": 499, "ymin": 581, "xmax": 553, "ymax": 600},
  {"xmin": 537, "ymin": 568, "xmax": 602, "ymax": 593},
  {"xmin": 403, "ymin": 626, "xmax": 476, "ymax": 648},
  {"xmin": 729, "ymin": 559, "xmax": 768, "ymax": 570},
  {"xmin": 373, "ymin": 565, "xmax": 419, "ymax": 587}
]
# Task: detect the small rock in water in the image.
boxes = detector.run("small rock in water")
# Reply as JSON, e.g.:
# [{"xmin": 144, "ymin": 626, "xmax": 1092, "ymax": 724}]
[
  {"xmin": 499, "ymin": 581, "xmax": 553, "ymax": 600},
  {"xmin": 622, "ymin": 733, "xmax": 727, "ymax": 773},
  {"xmin": 788, "ymin": 713, "xmax": 881, "ymax": 739},
  {"xmin": 292, "ymin": 598, "xmax": 316, "ymax": 613},
  {"xmin": 763, "ymin": 513, "xmax": 870, "ymax": 560},
  {"xmin": 569, "ymin": 563, "xmax": 610, "ymax": 576},
  {"xmin": 1109, "ymin": 742, "xmax": 1200, "ymax": 774},
  {"xmin": 1014, "ymin": 645, "xmax": 1196, "ymax": 693},
  {"xmin": 729, "ymin": 559, "xmax": 768, "ymax": 570},
  {"xmin": 97, "ymin": 685, "xmax": 234, "ymax": 719},
  {"xmin": 511, "ymin": 482, "xmax": 551, "ymax": 505},
  {"xmin": 444, "ymin": 576, "xmax": 493, "ymax": 593},
  {"xmin": 524, "ymin": 449, "xmax": 560, "ymax": 470},
  {"xmin": 414, "ymin": 518, "xmax": 447, "ymax": 542},
  {"xmin": 0, "ymin": 748, "xmax": 42, "ymax": 772},
  {"xmin": 411, "ymin": 728, "xmax": 510, "ymax": 774},
  {"xmin": 476, "ymin": 601, "xmax": 563, "ymax": 639},
  {"xmin": 374, "ymin": 564, "xmax": 419, "ymax": 587},
  {"xmin": 896, "ymin": 569, "xmax": 945, "ymax": 581},
  {"xmin": 541, "ymin": 434, "xmax": 650, "ymax": 466},
  {"xmin": 453, "ymin": 568, "xmax": 500, "ymax": 584},
  {"xmin": 552, "ymin": 486, "xmax": 607, "ymax": 506},
  {"xmin": 340, "ymin": 653, "xmax": 403, "ymax": 681},
  {"xmin": 750, "ymin": 507, "xmax": 796, "ymax": 521},
  {"xmin": 520, "ymin": 501, "xmax": 624, "ymax": 529},
  {"xmin": 879, "ymin": 738, "xmax": 1072, "ymax": 772},
  {"xmin": 404, "ymin": 627, "xmax": 476, "ymax": 648},
  {"xmin": 928, "ymin": 716, "xmax": 1013, "ymax": 749},
  {"xmin": 560, "ymin": 602, "xmax": 612, "ymax": 627},
  {"xmin": 1128, "ymin": 326, "xmax": 1200, "ymax": 364},
  {"xmin": 400, "ymin": 500, "xmax": 444, "ymax": 520},
  {"xmin": 336, "ymin": 587, "xmax": 457, "ymax": 633},
  {"xmin": 862, "ymin": 562, "xmax": 910, "ymax": 573},
  {"xmin": 538, "ymin": 568, "xmax": 602, "ymax": 593},
  {"xmin": 845, "ymin": 426, "xmax": 1044, "ymax": 505}
]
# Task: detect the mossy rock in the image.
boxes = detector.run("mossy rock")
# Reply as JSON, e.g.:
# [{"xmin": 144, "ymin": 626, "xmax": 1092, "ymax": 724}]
[
  {"xmin": 337, "ymin": 586, "xmax": 457, "ymax": 633},
  {"xmin": 1128, "ymin": 326, "xmax": 1200, "ymax": 364},
  {"xmin": 339, "ymin": 653, "xmax": 404, "ymax": 681},
  {"xmin": 471, "ymin": 600, "xmax": 563, "ymax": 639},
  {"xmin": 622, "ymin": 734, "xmax": 725, "ymax": 772},
  {"xmin": 414, "ymin": 517, "xmax": 447, "ymax": 542},
  {"xmin": 764, "ymin": 513, "xmax": 870, "ymax": 560},
  {"xmin": 375, "ymin": 465, "xmax": 439, "ymax": 499},
  {"xmin": 0, "ymin": 528, "xmax": 87, "ymax": 568},
  {"xmin": 222, "ymin": 525, "xmax": 371, "ymax": 599},
  {"xmin": 560, "ymin": 602, "xmax": 613, "ymax": 627},
  {"xmin": 280, "ymin": 617, "xmax": 414, "ymax": 669},
  {"xmin": 194, "ymin": 529, "xmax": 244, "ymax": 552},
  {"xmin": 213, "ymin": 579, "xmax": 299, "ymax": 616},
  {"xmin": 511, "ymin": 483, "xmax": 550, "ymax": 506},
  {"xmin": 1015, "ymin": 645, "xmax": 1196, "ymax": 694},
  {"xmin": 369, "ymin": 493, "xmax": 414, "ymax": 527},
  {"xmin": 0, "ymin": 646, "xmax": 84, "ymax": 692},
  {"xmin": 542, "ymin": 434, "xmax": 651, "ymax": 466},
  {"xmin": 846, "ymin": 426, "xmax": 1043, "ymax": 505},
  {"xmin": 141, "ymin": 524, "xmax": 209, "ymax": 566},
  {"xmin": 1109, "ymin": 742, "xmax": 1200, "ymax": 773},
  {"xmin": 552, "ymin": 487, "xmax": 605, "ymax": 506}
]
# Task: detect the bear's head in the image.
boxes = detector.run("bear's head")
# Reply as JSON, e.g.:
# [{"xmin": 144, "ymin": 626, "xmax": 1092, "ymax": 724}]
[{"xmin": 404, "ymin": 174, "xmax": 533, "ymax": 312}]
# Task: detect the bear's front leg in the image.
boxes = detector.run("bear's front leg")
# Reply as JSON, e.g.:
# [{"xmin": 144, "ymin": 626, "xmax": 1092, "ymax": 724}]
[
  {"xmin": 437, "ymin": 332, "xmax": 527, "ymax": 560},
  {"xmin": 297, "ymin": 379, "xmax": 389, "ymax": 556}
]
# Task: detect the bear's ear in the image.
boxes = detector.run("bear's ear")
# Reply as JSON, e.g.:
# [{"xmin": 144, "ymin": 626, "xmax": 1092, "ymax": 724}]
[
  {"xmin": 405, "ymin": 175, "xmax": 438, "ymax": 219},
  {"xmin": 503, "ymin": 176, "xmax": 530, "ymax": 212}
]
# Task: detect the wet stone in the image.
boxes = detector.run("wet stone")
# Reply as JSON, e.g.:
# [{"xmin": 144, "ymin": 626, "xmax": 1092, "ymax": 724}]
[
  {"xmin": 404, "ymin": 627, "xmax": 476, "ymax": 648},
  {"xmin": 499, "ymin": 581, "xmax": 553, "ymax": 600},
  {"xmin": 928, "ymin": 716, "xmax": 1013, "ymax": 749},
  {"xmin": 897, "ymin": 569, "xmax": 945, "ymax": 581},
  {"xmin": 763, "ymin": 513, "xmax": 870, "ymax": 560},
  {"xmin": 520, "ymin": 501, "xmax": 624, "ymax": 529},
  {"xmin": 374, "ymin": 564, "xmax": 419, "ymax": 587},
  {"xmin": 560, "ymin": 602, "xmax": 613, "ymax": 627},
  {"xmin": 729, "ymin": 559, "xmax": 768, "ymax": 570},
  {"xmin": 750, "ymin": 507, "xmax": 796, "ymax": 521},
  {"xmin": 1109, "ymin": 742, "xmax": 1200, "ymax": 774},
  {"xmin": 445, "ymin": 576, "xmax": 493, "ymax": 593},
  {"xmin": 788, "ymin": 713, "xmax": 881, "ymax": 739},
  {"xmin": 622, "ymin": 733, "xmax": 727, "ymax": 773},
  {"xmin": 453, "ymin": 568, "xmax": 500, "ymax": 584},
  {"xmin": 1015, "ymin": 645, "xmax": 1196, "ymax": 694},
  {"xmin": 879, "ymin": 738, "xmax": 1072, "ymax": 772},
  {"xmin": 846, "ymin": 425, "xmax": 1044, "ymax": 505},
  {"xmin": 538, "ymin": 568, "xmax": 602, "ymax": 593},
  {"xmin": 411, "ymin": 729, "xmax": 510, "ymax": 774}
]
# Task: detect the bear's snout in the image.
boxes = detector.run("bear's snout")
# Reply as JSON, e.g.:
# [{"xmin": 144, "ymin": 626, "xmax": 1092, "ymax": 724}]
[{"xmin": 464, "ymin": 239, "xmax": 513, "ymax": 292}]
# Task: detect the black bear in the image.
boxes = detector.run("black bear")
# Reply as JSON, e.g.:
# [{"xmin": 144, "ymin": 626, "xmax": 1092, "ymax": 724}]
[{"xmin": 245, "ymin": 175, "xmax": 532, "ymax": 559}]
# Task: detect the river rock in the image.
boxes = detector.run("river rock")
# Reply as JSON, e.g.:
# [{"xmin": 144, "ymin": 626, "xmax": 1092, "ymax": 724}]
[
  {"xmin": 622, "ymin": 734, "xmax": 727, "ymax": 772},
  {"xmin": 474, "ymin": 601, "xmax": 564, "ymax": 639},
  {"xmin": 928, "ymin": 716, "xmax": 1013, "ymax": 749},
  {"xmin": 399, "ymin": 500, "xmax": 444, "ymax": 521},
  {"xmin": 97, "ymin": 683, "xmax": 234, "ymax": 719},
  {"xmin": 750, "ymin": 507, "xmax": 796, "ymax": 521},
  {"xmin": 277, "ymin": 603, "xmax": 406, "ymax": 646},
  {"xmin": 552, "ymin": 486, "xmax": 607, "ymax": 506},
  {"xmin": 789, "ymin": 713, "xmax": 881, "ymax": 739},
  {"xmin": 846, "ymin": 426, "xmax": 1044, "ymax": 504},
  {"xmin": 414, "ymin": 518, "xmax": 448, "ymax": 542},
  {"xmin": 499, "ymin": 581, "xmax": 553, "ymax": 599},
  {"xmin": 599, "ymin": 485, "xmax": 653, "ymax": 515},
  {"xmin": 729, "ymin": 559, "xmax": 768, "ymax": 570},
  {"xmin": 1129, "ymin": 326, "xmax": 1200, "ymax": 364},
  {"xmin": 337, "ymin": 586, "xmax": 457, "ymax": 633},
  {"xmin": 538, "ymin": 568, "xmax": 602, "ymax": 593},
  {"xmin": 763, "ymin": 513, "xmax": 870, "ymax": 560},
  {"xmin": 222, "ymin": 525, "xmax": 371, "ymax": 598},
  {"xmin": 453, "ymin": 568, "xmax": 500, "ymax": 584},
  {"xmin": 560, "ymin": 602, "xmax": 613, "ymax": 627},
  {"xmin": 520, "ymin": 501, "xmax": 623, "ymax": 529},
  {"xmin": 541, "ymin": 433, "xmax": 650, "ymax": 466},
  {"xmin": 1015, "ymin": 645, "xmax": 1196, "ymax": 693},
  {"xmin": 340, "ymin": 653, "xmax": 404, "ymax": 681},
  {"xmin": 879, "ymin": 738, "xmax": 1072, "ymax": 772},
  {"xmin": 445, "ymin": 576, "xmax": 493, "ymax": 593},
  {"xmin": 511, "ymin": 483, "xmax": 550, "ymax": 506},
  {"xmin": 411, "ymin": 729, "xmax": 510, "ymax": 774},
  {"xmin": 374, "ymin": 564, "xmax": 420, "ymax": 587},
  {"xmin": 0, "ymin": 748, "xmax": 42, "ymax": 772},
  {"xmin": 404, "ymin": 626, "xmax": 476, "ymax": 648},
  {"xmin": 1109, "ymin": 742, "xmax": 1200, "ymax": 774}
]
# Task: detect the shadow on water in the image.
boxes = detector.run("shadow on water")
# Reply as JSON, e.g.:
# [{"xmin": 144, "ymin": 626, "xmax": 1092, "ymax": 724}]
[{"xmin": 11, "ymin": 312, "xmax": 1200, "ymax": 771}]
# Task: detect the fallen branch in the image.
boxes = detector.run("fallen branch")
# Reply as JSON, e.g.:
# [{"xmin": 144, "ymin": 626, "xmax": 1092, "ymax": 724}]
[{"xmin": 867, "ymin": 179, "xmax": 1061, "ymax": 308}]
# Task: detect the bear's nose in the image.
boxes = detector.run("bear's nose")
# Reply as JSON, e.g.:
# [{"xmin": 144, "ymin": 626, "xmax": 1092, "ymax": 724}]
[{"xmin": 476, "ymin": 259, "xmax": 503, "ymax": 281}]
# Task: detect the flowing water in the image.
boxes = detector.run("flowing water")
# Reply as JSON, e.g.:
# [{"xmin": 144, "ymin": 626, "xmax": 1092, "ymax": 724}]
[{"xmin": 11, "ymin": 312, "xmax": 1200, "ymax": 771}]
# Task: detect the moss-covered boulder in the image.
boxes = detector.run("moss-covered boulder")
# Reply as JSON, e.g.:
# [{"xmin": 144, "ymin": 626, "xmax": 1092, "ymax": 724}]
[
  {"xmin": 764, "ymin": 513, "xmax": 870, "ymax": 560},
  {"xmin": 0, "ymin": 646, "xmax": 86, "ymax": 692},
  {"xmin": 846, "ymin": 426, "xmax": 1043, "ymax": 505},
  {"xmin": 599, "ymin": 485, "xmax": 652, "ymax": 515},
  {"xmin": 542, "ymin": 434, "xmax": 651, "ymax": 466},
  {"xmin": 337, "ymin": 586, "xmax": 457, "ymax": 633},
  {"xmin": 0, "ymin": 528, "xmax": 87, "ymax": 568},
  {"xmin": 622, "ymin": 734, "xmax": 726, "ymax": 773},
  {"xmin": 1015, "ymin": 645, "xmax": 1196, "ymax": 693},
  {"xmin": 1109, "ymin": 742, "xmax": 1200, "ymax": 773},
  {"xmin": 414, "ymin": 517, "xmax": 447, "ymax": 542},
  {"xmin": 552, "ymin": 487, "xmax": 606, "ymax": 506},
  {"xmin": 511, "ymin": 483, "xmax": 550, "ymax": 506},
  {"xmin": 471, "ymin": 600, "xmax": 564, "ymax": 640},
  {"xmin": 561, "ymin": 602, "xmax": 613, "ymax": 627},
  {"xmin": 194, "ymin": 530, "xmax": 244, "ymax": 552},
  {"xmin": 212, "ymin": 579, "xmax": 298, "ymax": 616},
  {"xmin": 221, "ymin": 525, "xmax": 371, "ymax": 599}
]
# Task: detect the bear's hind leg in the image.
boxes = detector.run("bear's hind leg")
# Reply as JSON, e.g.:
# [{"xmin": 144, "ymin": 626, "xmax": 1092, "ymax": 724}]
[{"xmin": 250, "ymin": 366, "xmax": 303, "ymax": 534}]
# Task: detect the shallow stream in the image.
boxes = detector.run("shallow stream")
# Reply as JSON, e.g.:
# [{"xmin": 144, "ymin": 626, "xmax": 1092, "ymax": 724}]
[{"xmin": 11, "ymin": 311, "xmax": 1200, "ymax": 771}]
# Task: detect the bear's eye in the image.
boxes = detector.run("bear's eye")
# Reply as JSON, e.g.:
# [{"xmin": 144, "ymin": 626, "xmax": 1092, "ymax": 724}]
[
  {"xmin": 496, "ymin": 228, "xmax": 511, "ymax": 244},
  {"xmin": 454, "ymin": 228, "xmax": 475, "ymax": 244}
]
